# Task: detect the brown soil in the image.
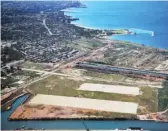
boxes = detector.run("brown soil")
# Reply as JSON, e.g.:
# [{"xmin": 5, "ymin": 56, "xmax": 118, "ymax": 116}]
[{"xmin": 10, "ymin": 104, "xmax": 104, "ymax": 120}]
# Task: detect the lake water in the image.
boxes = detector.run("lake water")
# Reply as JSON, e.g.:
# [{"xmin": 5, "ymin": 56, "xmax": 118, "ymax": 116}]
[
  {"xmin": 1, "ymin": 95, "xmax": 168, "ymax": 130},
  {"xmin": 64, "ymin": 1, "xmax": 168, "ymax": 49}
]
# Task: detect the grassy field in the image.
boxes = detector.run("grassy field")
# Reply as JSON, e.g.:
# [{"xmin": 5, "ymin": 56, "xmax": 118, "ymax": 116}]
[
  {"xmin": 83, "ymin": 70, "xmax": 125, "ymax": 81},
  {"xmin": 69, "ymin": 38, "xmax": 106, "ymax": 52},
  {"xmin": 20, "ymin": 61, "xmax": 53, "ymax": 70},
  {"xmin": 82, "ymin": 69, "xmax": 160, "ymax": 87},
  {"xmin": 158, "ymin": 80, "xmax": 168, "ymax": 111},
  {"xmin": 138, "ymin": 87, "xmax": 158, "ymax": 114},
  {"xmin": 86, "ymin": 39, "xmax": 168, "ymax": 70},
  {"xmin": 26, "ymin": 75, "xmax": 158, "ymax": 114},
  {"xmin": 27, "ymin": 75, "xmax": 137, "ymax": 102}
]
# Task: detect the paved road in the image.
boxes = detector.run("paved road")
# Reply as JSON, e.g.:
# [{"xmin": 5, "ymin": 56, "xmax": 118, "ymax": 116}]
[
  {"xmin": 43, "ymin": 19, "xmax": 53, "ymax": 35},
  {"xmin": 22, "ymin": 68, "xmax": 72, "ymax": 77}
]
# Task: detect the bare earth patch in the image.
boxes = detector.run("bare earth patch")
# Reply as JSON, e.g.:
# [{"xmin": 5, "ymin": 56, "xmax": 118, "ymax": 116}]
[
  {"xmin": 10, "ymin": 104, "xmax": 136, "ymax": 120},
  {"xmin": 28, "ymin": 94, "xmax": 138, "ymax": 114},
  {"xmin": 78, "ymin": 83, "xmax": 140, "ymax": 96}
]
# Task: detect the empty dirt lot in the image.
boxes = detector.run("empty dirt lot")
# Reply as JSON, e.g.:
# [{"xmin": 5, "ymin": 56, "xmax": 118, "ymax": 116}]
[
  {"xmin": 78, "ymin": 83, "xmax": 140, "ymax": 96},
  {"xmin": 29, "ymin": 94, "xmax": 138, "ymax": 114}
]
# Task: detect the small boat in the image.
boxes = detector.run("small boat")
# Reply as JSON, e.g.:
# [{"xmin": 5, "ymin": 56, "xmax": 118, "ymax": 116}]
[{"xmin": 151, "ymin": 32, "xmax": 154, "ymax": 36}]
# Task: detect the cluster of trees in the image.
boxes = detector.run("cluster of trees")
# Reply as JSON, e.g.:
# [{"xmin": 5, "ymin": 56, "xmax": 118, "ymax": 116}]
[
  {"xmin": 1, "ymin": 77, "xmax": 17, "ymax": 89},
  {"xmin": 1, "ymin": 47, "xmax": 24, "ymax": 64},
  {"xmin": 158, "ymin": 78, "xmax": 168, "ymax": 111}
]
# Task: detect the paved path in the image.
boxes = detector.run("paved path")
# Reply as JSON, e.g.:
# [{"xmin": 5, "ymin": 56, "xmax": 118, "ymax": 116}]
[
  {"xmin": 43, "ymin": 19, "xmax": 53, "ymax": 35},
  {"xmin": 158, "ymin": 108, "xmax": 168, "ymax": 114},
  {"xmin": 22, "ymin": 68, "xmax": 72, "ymax": 77}
]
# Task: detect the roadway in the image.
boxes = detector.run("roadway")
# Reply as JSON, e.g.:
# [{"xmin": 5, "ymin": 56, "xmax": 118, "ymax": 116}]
[{"xmin": 42, "ymin": 19, "xmax": 53, "ymax": 35}]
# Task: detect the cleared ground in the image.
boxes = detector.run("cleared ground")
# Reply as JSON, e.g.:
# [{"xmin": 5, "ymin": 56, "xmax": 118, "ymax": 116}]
[
  {"xmin": 27, "ymin": 75, "xmax": 158, "ymax": 114},
  {"xmin": 29, "ymin": 94, "xmax": 138, "ymax": 114},
  {"xmin": 78, "ymin": 83, "xmax": 140, "ymax": 96}
]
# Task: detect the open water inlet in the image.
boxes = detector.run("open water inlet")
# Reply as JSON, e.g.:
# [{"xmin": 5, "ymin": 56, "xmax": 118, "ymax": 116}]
[{"xmin": 129, "ymin": 28, "xmax": 154, "ymax": 36}]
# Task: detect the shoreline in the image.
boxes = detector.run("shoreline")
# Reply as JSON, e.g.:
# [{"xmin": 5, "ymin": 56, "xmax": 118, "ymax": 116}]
[
  {"xmin": 71, "ymin": 20, "xmax": 167, "ymax": 51},
  {"xmin": 1, "ymin": 89, "xmax": 29, "ymax": 111},
  {"xmin": 7, "ymin": 93, "xmax": 168, "ymax": 123},
  {"xmin": 99, "ymin": 37, "xmax": 167, "ymax": 51},
  {"xmin": 8, "ymin": 117, "xmax": 168, "ymax": 123},
  {"xmin": 64, "ymin": 3, "xmax": 167, "ymax": 50}
]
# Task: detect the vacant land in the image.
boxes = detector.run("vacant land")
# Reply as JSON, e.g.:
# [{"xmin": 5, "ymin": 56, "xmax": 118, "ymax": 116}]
[
  {"xmin": 10, "ymin": 104, "xmax": 136, "ymax": 120},
  {"xmin": 158, "ymin": 80, "xmax": 168, "ymax": 111},
  {"xmin": 1, "ymin": 70, "xmax": 40, "ymax": 89},
  {"xmin": 19, "ymin": 61, "xmax": 54, "ymax": 70},
  {"xmin": 68, "ymin": 38, "xmax": 106, "ymax": 52},
  {"xmin": 26, "ymin": 75, "xmax": 137, "ymax": 102},
  {"xmin": 155, "ymin": 60, "xmax": 168, "ymax": 73},
  {"xmin": 29, "ymin": 94, "xmax": 138, "ymax": 114},
  {"xmin": 89, "ymin": 39, "xmax": 168, "ymax": 70},
  {"xmin": 80, "ymin": 68, "xmax": 162, "ymax": 88},
  {"xmin": 27, "ymin": 75, "xmax": 157, "ymax": 114},
  {"xmin": 78, "ymin": 83, "xmax": 140, "ymax": 96}
]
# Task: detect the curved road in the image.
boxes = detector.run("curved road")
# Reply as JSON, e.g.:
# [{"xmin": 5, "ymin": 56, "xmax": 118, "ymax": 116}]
[{"xmin": 43, "ymin": 19, "xmax": 53, "ymax": 35}]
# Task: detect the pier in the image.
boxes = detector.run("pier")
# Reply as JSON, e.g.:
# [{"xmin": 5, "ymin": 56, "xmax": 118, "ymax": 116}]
[{"xmin": 129, "ymin": 28, "xmax": 154, "ymax": 36}]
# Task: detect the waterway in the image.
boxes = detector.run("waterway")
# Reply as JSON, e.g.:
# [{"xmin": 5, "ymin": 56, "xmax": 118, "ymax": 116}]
[
  {"xmin": 1, "ymin": 95, "xmax": 168, "ymax": 130},
  {"xmin": 64, "ymin": 1, "xmax": 168, "ymax": 49}
]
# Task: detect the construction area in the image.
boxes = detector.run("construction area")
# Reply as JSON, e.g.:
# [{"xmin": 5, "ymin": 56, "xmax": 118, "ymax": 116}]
[
  {"xmin": 78, "ymin": 83, "xmax": 140, "ymax": 96},
  {"xmin": 28, "ymin": 94, "xmax": 138, "ymax": 114}
]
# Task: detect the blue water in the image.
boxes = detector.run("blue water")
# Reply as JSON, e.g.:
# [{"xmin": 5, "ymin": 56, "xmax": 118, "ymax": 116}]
[
  {"xmin": 64, "ymin": 1, "xmax": 168, "ymax": 49},
  {"xmin": 1, "ymin": 95, "xmax": 168, "ymax": 130}
]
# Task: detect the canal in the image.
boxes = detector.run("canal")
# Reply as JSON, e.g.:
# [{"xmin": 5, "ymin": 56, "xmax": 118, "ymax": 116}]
[{"xmin": 1, "ymin": 95, "xmax": 168, "ymax": 131}]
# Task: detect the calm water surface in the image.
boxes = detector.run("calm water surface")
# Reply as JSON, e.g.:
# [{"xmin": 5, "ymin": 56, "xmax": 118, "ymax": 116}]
[{"xmin": 64, "ymin": 1, "xmax": 168, "ymax": 49}]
